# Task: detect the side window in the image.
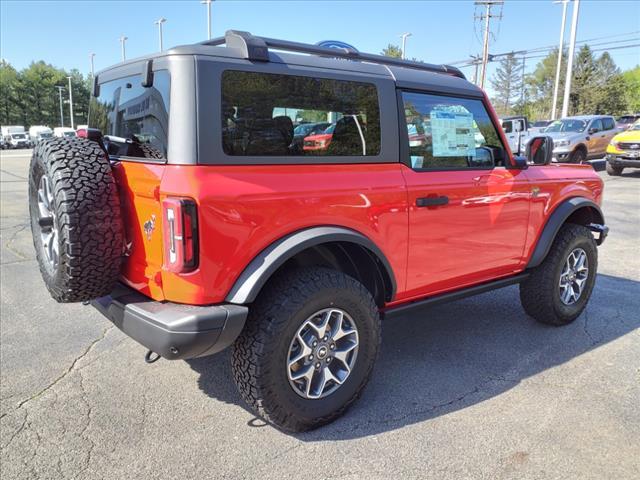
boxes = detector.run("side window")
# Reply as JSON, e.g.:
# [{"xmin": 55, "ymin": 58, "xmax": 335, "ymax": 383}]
[
  {"xmin": 90, "ymin": 71, "xmax": 170, "ymax": 160},
  {"xmin": 502, "ymin": 120, "xmax": 513, "ymax": 133},
  {"xmin": 221, "ymin": 71, "xmax": 380, "ymax": 157},
  {"xmin": 602, "ymin": 117, "xmax": 615, "ymax": 130},
  {"xmin": 590, "ymin": 119, "xmax": 603, "ymax": 133},
  {"xmin": 401, "ymin": 91, "xmax": 504, "ymax": 170}
]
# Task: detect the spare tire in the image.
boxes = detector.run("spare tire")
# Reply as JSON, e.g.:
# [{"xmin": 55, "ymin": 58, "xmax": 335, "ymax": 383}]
[{"xmin": 28, "ymin": 138, "xmax": 124, "ymax": 303}]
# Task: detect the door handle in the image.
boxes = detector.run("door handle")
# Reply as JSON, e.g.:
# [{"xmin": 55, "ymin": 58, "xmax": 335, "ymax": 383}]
[{"xmin": 416, "ymin": 196, "xmax": 449, "ymax": 207}]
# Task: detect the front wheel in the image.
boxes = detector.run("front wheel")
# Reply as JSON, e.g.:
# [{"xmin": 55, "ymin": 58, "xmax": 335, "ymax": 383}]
[
  {"xmin": 606, "ymin": 162, "xmax": 623, "ymax": 176},
  {"xmin": 231, "ymin": 267, "xmax": 381, "ymax": 432},
  {"xmin": 569, "ymin": 148, "xmax": 587, "ymax": 164},
  {"xmin": 520, "ymin": 224, "xmax": 597, "ymax": 326}
]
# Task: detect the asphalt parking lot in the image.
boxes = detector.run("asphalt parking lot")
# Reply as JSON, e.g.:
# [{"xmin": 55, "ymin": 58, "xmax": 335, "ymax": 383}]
[{"xmin": 1, "ymin": 149, "xmax": 638, "ymax": 480}]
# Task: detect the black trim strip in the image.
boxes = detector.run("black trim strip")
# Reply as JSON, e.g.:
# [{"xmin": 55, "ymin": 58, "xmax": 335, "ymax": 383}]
[{"xmin": 384, "ymin": 273, "xmax": 529, "ymax": 318}]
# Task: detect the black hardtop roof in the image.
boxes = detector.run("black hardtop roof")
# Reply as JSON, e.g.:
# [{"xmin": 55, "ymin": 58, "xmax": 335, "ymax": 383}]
[{"xmin": 97, "ymin": 30, "xmax": 483, "ymax": 98}]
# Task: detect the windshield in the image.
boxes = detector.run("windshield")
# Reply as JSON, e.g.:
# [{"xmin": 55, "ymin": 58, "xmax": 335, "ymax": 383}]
[
  {"xmin": 40, "ymin": 132, "xmax": 52, "ymax": 139},
  {"xmin": 545, "ymin": 119, "xmax": 587, "ymax": 133},
  {"xmin": 63, "ymin": 131, "xmax": 76, "ymax": 137},
  {"xmin": 533, "ymin": 121, "xmax": 549, "ymax": 127},
  {"xmin": 618, "ymin": 116, "xmax": 637, "ymax": 124},
  {"xmin": 630, "ymin": 121, "xmax": 640, "ymax": 131},
  {"xmin": 294, "ymin": 124, "xmax": 314, "ymax": 136},
  {"xmin": 324, "ymin": 124, "xmax": 335, "ymax": 134},
  {"xmin": 11, "ymin": 134, "xmax": 26, "ymax": 139}
]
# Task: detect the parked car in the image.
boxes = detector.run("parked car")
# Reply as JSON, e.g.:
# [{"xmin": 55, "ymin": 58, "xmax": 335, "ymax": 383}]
[
  {"xmin": 606, "ymin": 119, "xmax": 640, "ymax": 176},
  {"xmin": 53, "ymin": 127, "xmax": 77, "ymax": 138},
  {"xmin": 292, "ymin": 122, "xmax": 330, "ymax": 152},
  {"xmin": 500, "ymin": 116, "xmax": 530, "ymax": 155},
  {"xmin": 29, "ymin": 126, "xmax": 53, "ymax": 146},
  {"xmin": 615, "ymin": 114, "xmax": 640, "ymax": 130},
  {"xmin": 543, "ymin": 115, "xmax": 620, "ymax": 163},
  {"xmin": 302, "ymin": 124, "xmax": 335, "ymax": 151},
  {"xmin": 1, "ymin": 126, "xmax": 30, "ymax": 149},
  {"xmin": 28, "ymin": 30, "xmax": 608, "ymax": 432},
  {"xmin": 529, "ymin": 120, "xmax": 552, "ymax": 134}
]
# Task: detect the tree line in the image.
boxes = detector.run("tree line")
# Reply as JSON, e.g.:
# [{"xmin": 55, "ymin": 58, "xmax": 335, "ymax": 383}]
[
  {"xmin": 490, "ymin": 45, "xmax": 639, "ymax": 120},
  {"xmin": 0, "ymin": 60, "xmax": 92, "ymax": 128},
  {"xmin": 382, "ymin": 43, "xmax": 639, "ymax": 121}
]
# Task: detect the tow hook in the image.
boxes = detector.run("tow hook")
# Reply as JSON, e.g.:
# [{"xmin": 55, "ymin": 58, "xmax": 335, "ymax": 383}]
[
  {"xmin": 145, "ymin": 350, "xmax": 161, "ymax": 364},
  {"xmin": 588, "ymin": 223, "xmax": 609, "ymax": 245}
]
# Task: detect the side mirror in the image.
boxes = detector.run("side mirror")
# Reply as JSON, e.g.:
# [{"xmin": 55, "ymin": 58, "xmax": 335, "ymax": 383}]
[
  {"xmin": 588, "ymin": 127, "xmax": 597, "ymax": 135},
  {"xmin": 526, "ymin": 136, "xmax": 554, "ymax": 165}
]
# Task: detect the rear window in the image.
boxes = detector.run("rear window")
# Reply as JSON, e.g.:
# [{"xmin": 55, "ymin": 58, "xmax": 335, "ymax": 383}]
[
  {"xmin": 90, "ymin": 71, "xmax": 170, "ymax": 160},
  {"xmin": 221, "ymin": 70, "xmax": 380, "ymax": 157}
]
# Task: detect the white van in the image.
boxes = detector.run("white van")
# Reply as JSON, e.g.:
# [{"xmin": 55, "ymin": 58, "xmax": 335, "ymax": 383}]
[
  {"xmin": 29, "ymin": 126, "xmax": 54, "ymax": 145},
  {"xmin": 54, "ymin": 127, "xmax": 77, "ymax": 138}
]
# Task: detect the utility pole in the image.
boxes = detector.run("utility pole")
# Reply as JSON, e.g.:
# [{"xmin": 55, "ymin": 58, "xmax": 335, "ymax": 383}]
[
  {"xmin": 399, "ymin": 32, "xmax": 412, "ymax": 60},
  {"xmin": 89, "ymin": 52, "xmax": 95, "ymax": 79},
  {"xmin": 56, "ymin": 86, "xmax": 65, "ymax": 128},
  {"xmin": 475, "ymin": 1, "xmax": 503, "ymax": 89},
  {"xmin": 67, "ymin": 76, "xmax": 74, "ymax": 129},
  {"xmin": 155, "ymin": 18, "xmax": 166, "ymax": 51},
  {"xmin": 201, "ymin": 0, "xmax": 213, "ymax": 40},
  {"xmin": 119, "ymin": 35, "xmax": 128, "ymax": 62},
  {"xmin": 551, "ymin": 0, "xmax": 569, "ymax": 120},
  {"xmin": 561, "ymin": 0, "xmax": 580, "ymax": 118}
]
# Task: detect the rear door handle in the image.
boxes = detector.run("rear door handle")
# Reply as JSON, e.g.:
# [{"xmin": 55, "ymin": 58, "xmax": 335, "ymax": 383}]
[{"xmin": 416, "ymin": 196, "xmax": 449, "ymax": 207}]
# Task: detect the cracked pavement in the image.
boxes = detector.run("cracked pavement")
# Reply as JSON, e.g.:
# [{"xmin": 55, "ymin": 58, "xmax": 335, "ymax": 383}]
[{"xmin": 1, "ymin": 150, "xmax": 639, "ymax": 479}]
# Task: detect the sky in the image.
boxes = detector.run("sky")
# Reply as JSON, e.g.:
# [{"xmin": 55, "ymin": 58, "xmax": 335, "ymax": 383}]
[{"xmin": 1, "ymin": 0, "xmax": 639, "ymax": 94}]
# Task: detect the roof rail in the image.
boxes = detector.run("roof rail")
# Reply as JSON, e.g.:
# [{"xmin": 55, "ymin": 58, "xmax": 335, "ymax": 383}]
[{"xmin": 202, "ymin": 30, "xmax": 466, "ymax": 80}]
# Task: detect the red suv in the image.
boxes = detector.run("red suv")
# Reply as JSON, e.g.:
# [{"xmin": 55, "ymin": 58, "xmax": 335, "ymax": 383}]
[{"xmin": 28, "ymin": 31, "xmax": 608, "ymax": 432}]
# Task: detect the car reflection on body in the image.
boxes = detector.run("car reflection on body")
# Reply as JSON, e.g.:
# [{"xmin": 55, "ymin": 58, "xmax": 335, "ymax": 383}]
[{"xmin": 303, "ymin": 124, "xmax": 335, "ymax": 152}]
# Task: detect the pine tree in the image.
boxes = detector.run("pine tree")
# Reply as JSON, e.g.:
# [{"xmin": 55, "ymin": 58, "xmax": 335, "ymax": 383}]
[
  {"xmin": 490, "ymin": 53, "xmax": 522, "ymax": 115},
  {"xmin": 381, "ymin": 44, "xmax": 402, "ymax": 59}
]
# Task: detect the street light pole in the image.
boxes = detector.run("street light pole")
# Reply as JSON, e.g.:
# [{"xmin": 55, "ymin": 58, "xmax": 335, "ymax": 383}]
[
  {"xmin": 155, "ymin": 17, "xmax": 166, "ymax": 52},
  {"xmin": 90, "ymin": 53, "xmax": 95, "ymax": 78},
  {"xmin": 551, "ymin": 0, "xmax": 569, "ymax": 120},
  {"xmin": 561, "ymin": 0, "xmax": 580, "ymax": 118},
  {"xmin": 67, "ymin": 76, "xmax": 74, "ymax": 129},
  {"xmin": 399, "ymin": 32, "xmax": 412, "ymax": 60},
  {"xmin": 119, "ymin": 35, "xmax": 128, "ymax": 62},
  {"xmin": 56, "ymin": 86, "xmax": 65, "ymax": 128},
  {"xmin": 201, "ymin": 0, "xmax": 213, "ymax": 40}
]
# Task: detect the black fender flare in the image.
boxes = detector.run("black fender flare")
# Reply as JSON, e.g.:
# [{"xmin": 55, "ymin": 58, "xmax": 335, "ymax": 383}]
[
  {"xmin": 225, "ymin": 226, "xmax": 397, "ymax": 304},
  {"xmin": 527, "ymin": 197, "xmax": 604, "ymax": 268}
]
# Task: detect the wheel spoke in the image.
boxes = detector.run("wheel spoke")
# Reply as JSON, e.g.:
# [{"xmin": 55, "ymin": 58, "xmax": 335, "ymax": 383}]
[
  {"xmin": 288, "ymin": 333, "xmax": 313, "ymax": 368},
  {"xmin": 307, "ymin": 310, "xmax": 331, "ymax": 340}
]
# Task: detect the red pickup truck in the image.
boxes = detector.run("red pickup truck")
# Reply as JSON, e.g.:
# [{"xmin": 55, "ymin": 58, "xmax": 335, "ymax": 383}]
[{"xmin": 28, "ymin": 31, "xmax": 608, "ymax": 432}]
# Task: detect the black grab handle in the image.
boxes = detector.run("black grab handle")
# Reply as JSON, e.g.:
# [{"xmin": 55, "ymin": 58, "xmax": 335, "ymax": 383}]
[{"xmin": 416, "ymin": 196, "xmax": 449, "ymax": 207}]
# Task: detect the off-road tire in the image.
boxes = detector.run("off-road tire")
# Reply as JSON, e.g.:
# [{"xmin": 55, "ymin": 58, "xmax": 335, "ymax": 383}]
[
  {"xmin": 606, "ymin": 162, "xmax": 623, "ymax": 176},
  {"xmin": 231, "ymin": 267, "xmax": 381, "ymax": 432},
  {"xmin": 28, "ymin": 138, "xmax": 124, "ymax": 303},
  {"xmin": 520, "ymin": 224, "xmax": 597, "ymax": 326},
  {"xmin": 569, "ymin": 147, "xmax": 587, "ymax": 164}
]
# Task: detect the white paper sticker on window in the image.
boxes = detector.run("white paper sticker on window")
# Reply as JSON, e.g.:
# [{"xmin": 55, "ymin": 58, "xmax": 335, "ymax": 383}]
[{"xmin": 431, "ymin": 109, "xmax": 476, "ymax": 157}]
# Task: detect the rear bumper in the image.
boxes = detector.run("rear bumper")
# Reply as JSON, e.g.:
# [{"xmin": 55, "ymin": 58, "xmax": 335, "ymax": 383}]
[
  {"xmin": 91, "ymin": 283, "xmax": 248, "ymax": 360},
  {"xmin": 607, "ymin": 153, "xmax": 640, "ymax": 168}
]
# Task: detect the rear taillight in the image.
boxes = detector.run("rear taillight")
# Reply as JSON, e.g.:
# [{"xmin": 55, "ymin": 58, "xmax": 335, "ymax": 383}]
[{"xmin": 162, "ymin": 198, "xmax": 199, "ymax": 273}]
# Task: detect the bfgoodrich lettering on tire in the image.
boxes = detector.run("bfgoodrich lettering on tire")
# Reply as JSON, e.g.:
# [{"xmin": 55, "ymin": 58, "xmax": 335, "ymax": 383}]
[
  {"xmin": 520, "ymin": 223, "xmax": 597, "ymax": 326},
  {"xmin": 231, "ymin": 267, "xmax": 381, "ymax": 432},
  {"xmin": 28, "ymin": 138, "xmax": 124, "ymax": 303}
]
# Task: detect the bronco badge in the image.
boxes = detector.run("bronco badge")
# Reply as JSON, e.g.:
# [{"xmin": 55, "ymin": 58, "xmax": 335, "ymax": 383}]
[{"xmin": 143, "ymin": 215, "xmax": 156, "ymax": 241}]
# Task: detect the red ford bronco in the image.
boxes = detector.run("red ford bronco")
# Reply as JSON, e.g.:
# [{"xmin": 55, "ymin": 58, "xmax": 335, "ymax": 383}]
[{"xmin": 29, "ymin": 31, "xmax": 608, "ymax": 432}]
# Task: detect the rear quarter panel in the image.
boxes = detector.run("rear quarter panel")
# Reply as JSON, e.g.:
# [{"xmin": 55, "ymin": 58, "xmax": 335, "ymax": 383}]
[{"xmin": 159, "ymin": 163, "xmax": 409, "ymax": 305}]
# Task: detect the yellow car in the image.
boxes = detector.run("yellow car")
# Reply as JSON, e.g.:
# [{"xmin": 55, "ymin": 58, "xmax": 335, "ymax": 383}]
[{"xmin": 606, "ymin": 119, "xmax": 640, "ymax": 175}]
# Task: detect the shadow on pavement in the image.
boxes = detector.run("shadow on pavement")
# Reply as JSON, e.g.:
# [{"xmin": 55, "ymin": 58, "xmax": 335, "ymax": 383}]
[{"xmin": 188, "ymin": 273, "xmax": 639, "ymax": 440}]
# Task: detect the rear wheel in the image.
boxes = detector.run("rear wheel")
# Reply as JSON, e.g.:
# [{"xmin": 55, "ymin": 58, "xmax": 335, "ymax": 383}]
[
  {"xmin": 29, "ymin": 138, "xmax": 124, "ymax": 303},
  {"xmin": 606, "ymin": 162, "xmax": 623, "ymax": 176},
  {"xmin": 231, "ymin": 267, "xmax": 381, "ymax": 432},
  {"xmin": 520, "ymin": 224, "xmax": 597, "ymax": 326}
]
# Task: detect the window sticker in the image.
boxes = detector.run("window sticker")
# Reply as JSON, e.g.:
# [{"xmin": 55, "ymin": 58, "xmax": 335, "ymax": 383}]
[
  {"xmin": 431, "ymin": 109, "xmax": 476, "ymax": 157},
  {"xmin": 411, "ymin": 155, "xmax": 424, "ymax": 169}
]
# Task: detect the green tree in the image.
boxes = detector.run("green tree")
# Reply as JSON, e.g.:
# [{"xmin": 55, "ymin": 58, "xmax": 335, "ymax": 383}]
[
  {"xmin": 0, "ymin": 60, "xmax": 21, "ymax": 125},
  {"xmin": 524, "ymin": 48, "xmax": 567, "ymax": 120},
  {"xmin": 381, "ymin": 44, "xmax": 402, "ymax": 58},
  {"xmin": 621, "ymin": 66, "xmax": 640, "ymax": 113},
  {"xmin": 490, "ymin": 52, "xmax": 522, "ymax": 115}
]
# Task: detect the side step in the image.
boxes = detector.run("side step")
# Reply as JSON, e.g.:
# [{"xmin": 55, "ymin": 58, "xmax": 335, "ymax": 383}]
[{"xmin": 384, "ymin": 273, "xmax": 529, "ymax": 319}]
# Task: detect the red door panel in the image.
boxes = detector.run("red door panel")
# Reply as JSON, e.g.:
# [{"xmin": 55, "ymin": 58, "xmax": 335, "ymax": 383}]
[{"xmin": 400, "ymin": 165, "xmax": 530, "ymax": 301}]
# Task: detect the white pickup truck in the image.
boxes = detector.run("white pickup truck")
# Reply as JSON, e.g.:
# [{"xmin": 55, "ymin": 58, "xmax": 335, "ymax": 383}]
[{"xmin": 500, "ymin": 116, "xmax": 530, "ymax": 155}]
